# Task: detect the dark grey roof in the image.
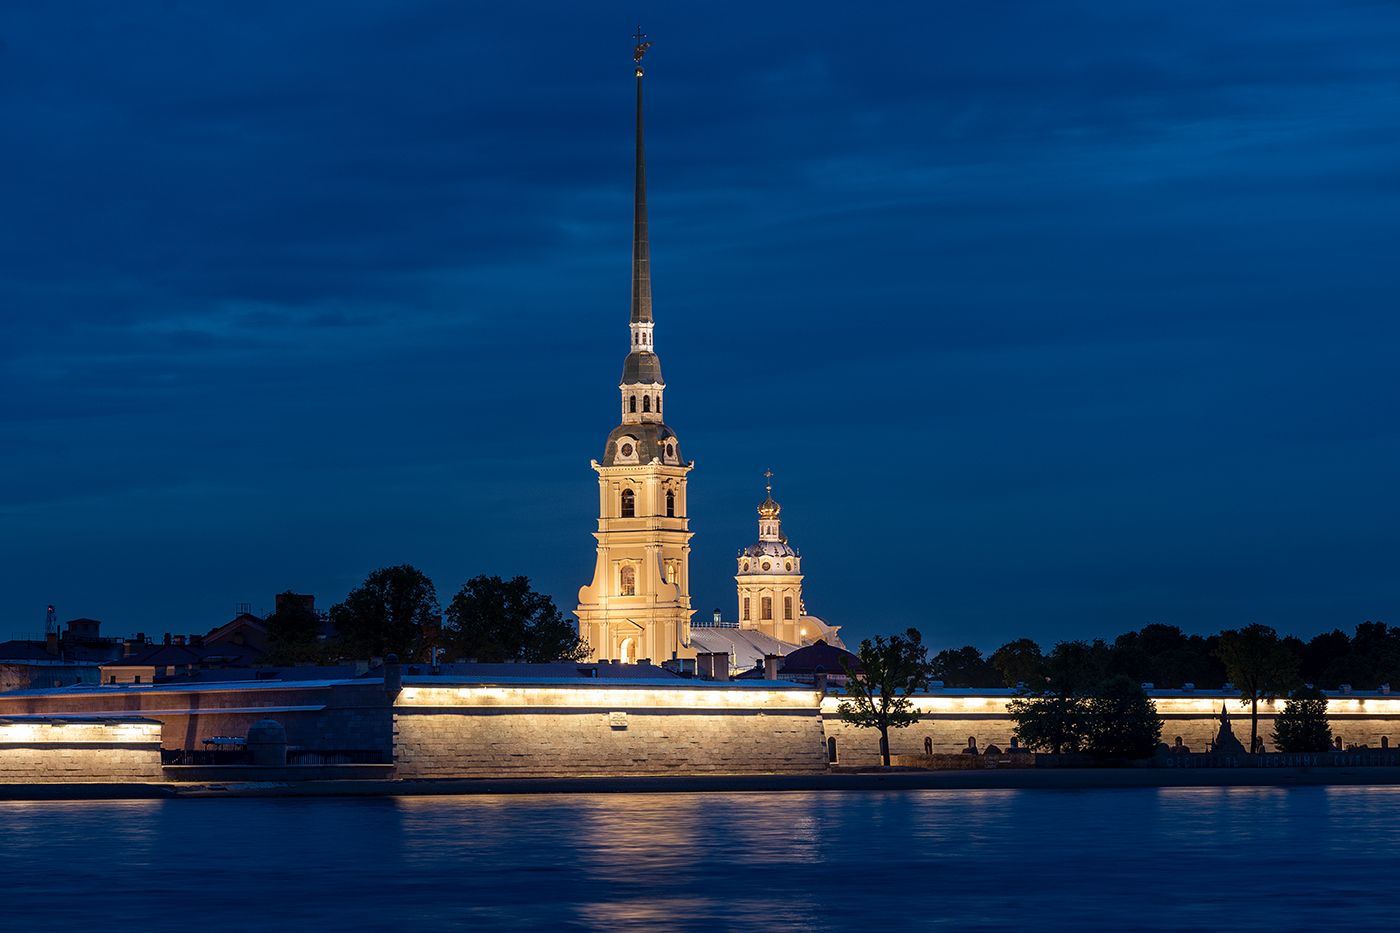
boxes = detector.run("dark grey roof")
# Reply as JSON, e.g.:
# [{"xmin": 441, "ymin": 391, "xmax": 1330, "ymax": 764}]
[
  {"xmin": 602, "ymin": 423, "xmax": 682, "ymax": 466},
  {"xmin": 621, "ymin": 350, "xmax": 664, "ymax": 385},
  {"xmin": 741, "ymin": 541, "xmax": 797, "ymax": 560}
]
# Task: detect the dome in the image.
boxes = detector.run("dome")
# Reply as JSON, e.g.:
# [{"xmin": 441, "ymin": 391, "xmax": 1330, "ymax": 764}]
[
  {"xmin": 740, "ymin": 540, "xmax": 796, "ymax": 560},
  {"xmin": 757, "ymin": 493, "xmax": 781, "ymax": 520},
  {"xmin": 601, "ymin": 423, "xmax": 683, "ymax": 466},
  {"xmin": 621, "ymin": 351, "xmax": 664, "ymax": 385}
]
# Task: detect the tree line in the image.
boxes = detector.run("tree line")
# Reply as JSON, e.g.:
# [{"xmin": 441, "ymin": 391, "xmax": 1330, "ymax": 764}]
[
  {"xmin": 263, "ymin": 565, "xmax": 588, "ymax": 665},
  {"xmin": 930, "ymin": 621, "xmax": 1400, "ymax": 692}
]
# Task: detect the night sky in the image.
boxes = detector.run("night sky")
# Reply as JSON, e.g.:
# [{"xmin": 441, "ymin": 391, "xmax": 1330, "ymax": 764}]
[{"xmin": 3, "ymin": 2, "xmax": 1398, "ymax": 649}]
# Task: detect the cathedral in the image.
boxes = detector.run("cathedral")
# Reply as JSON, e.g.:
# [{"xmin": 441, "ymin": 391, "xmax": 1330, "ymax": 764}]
[{"xmin": 575, "ymin": 39, "xmax": 840, "ymax": 669}]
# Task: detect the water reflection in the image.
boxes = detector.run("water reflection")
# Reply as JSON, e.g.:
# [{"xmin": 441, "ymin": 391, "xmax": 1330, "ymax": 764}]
[{"xmin": 3, "ymin": 787, "xmax": 1399, "ymax": 931}]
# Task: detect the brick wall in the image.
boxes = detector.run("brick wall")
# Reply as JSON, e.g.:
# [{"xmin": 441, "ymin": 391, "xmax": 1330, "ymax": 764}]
[
  {"xmin": 0, "ymin": 719, "xmax": 163, "ymax": 783},
  {"xmin": 394, "ymin": 682, "xmax": 828, "ymax": 778},
  {"xmin": 822, "ymin": 693, "xmax": 1400, "ymax": 766}
]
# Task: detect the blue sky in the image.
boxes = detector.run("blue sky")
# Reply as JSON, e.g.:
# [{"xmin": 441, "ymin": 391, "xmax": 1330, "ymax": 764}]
[{"xmin": 2, "ymin": 1, "xmax": 1398, "ymax": 649}]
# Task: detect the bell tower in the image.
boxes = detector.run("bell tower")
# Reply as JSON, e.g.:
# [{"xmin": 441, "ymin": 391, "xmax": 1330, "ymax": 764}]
[
  {"xmin": 735, "ymin": 472, "xmax": 806, "ymax": 645},
  {"xmin": 576, "ymin": 32, "xmax": 696, "ymax": 664}
]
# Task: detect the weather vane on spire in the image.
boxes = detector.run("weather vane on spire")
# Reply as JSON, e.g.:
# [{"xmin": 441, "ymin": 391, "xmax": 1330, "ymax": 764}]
[{"xmin": 633, "ymin": 26, "xmax": 652, "ymax": 71}]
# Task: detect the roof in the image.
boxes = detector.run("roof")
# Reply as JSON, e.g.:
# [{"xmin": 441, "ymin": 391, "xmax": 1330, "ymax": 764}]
[
  {"xmin": 601, "ymin": 422, "xmax": 682, "ymax": 466},
  {"xmin": 691, "ymin": 628, "xmax": 795, "ymax": 673},
  {"xmin": 410, "ymin": 661, "xmax": 681, "ymax": 680},
  {"xmin": 0, "ymin": 640, "xmax": 122, "ymax": 664},
  {"xmin": 104, "ymin": 641, "xmax": 262, "ymax": 669},
  {"xmin": 621, "ymin": 350, "xmax": 664, "ymax": 385},
  {"xmin": 780, "ymin": 639, "xmax": 861, "ymax": 675},
  {"xmin": 740, "ymin": 541, "xmax": 797, "ymax": 560}
]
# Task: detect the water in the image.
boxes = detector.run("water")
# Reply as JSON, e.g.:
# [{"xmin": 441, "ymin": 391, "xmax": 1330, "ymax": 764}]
[{"xmin": 1, "ymin": 786, "xmax": 1392, "ymax": 931}]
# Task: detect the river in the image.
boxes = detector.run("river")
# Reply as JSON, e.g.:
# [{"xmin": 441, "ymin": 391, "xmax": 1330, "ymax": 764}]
[{"xmin": 2, "ymin": 786, "xmax": 1391, "ymax": 930}]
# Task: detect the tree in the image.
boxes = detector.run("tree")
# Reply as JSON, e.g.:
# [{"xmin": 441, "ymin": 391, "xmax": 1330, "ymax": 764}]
[
  {"xmin": 443, "ymin": 575, "xmax": 588, "ymax": 663},
  {"xmin": 264, "ymin": 591, "xmax": 329, "ymax": 664},
  {"xmin": 1084, "ymin": 676, "xmax": 1162, "ymax": 759},
  {"xmin": 1216, "ymin": 623, "xmax": 1299, "ymax": 754},
  {"xmin": 929, "ymin": 645, "xmax": 997, "ymax": 687},
  {"xmin": 837, "ymin": 628, "xmax": 929, "ymax": 767},
  {"xmin": 1272, "ymin": 686, "xmax": 1333, "ymax": 753},
  {"xmin": 989, "ymin": 638, "xmax": 1046, "ymax": 688},
  {"xmin": 330, "ymin": 564, "xmax": 440, "ymax": 661},
  {"xmin": 1047, "ymin": 639, "xmax": 1112, "ymax": 695},
  {"xmin": 1008, "ymin": 692, "xmax": 1090, "ymax": 755}
]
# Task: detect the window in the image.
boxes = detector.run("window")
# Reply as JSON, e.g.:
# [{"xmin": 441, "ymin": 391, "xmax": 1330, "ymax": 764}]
[
  {"xmin": 785, "ymin": 560, "xmax": 793, "ymax": 572},
  {"xmin": 656, "ymin": 396, "xmax": 661, "ymax": 414},
  {"xmin": 666, "ymin": 490, "xmax": 675, "ymax": 517},
  {"xmin": 827, "ymin": 737, "xmax": 839, "ymax": 763},
  {"xmin": 620, "ymin": 565, "xmax": 636, "ymax": 596},
  {"xmin": 629, "ymin": 395, "xmax": 637, "ymax": 413},
  {"xmin": 643, "ymin": 395, "xmax": 651, "ymax": 412},
  {"xmin": 620, "ymin": 488, "xmax": 635, "ymax": 517},
  {"xmin": 761, "ymin": 596, "xmax": 773, "ymax": 620},
  {"xmin": 784, "ymin": 596, "xmax": 793, "ymax": 619},
  {"xmin": 666, "ymin": 442, "xmax": 674, "ymax": 459},
  {"xmin": 742, "ymin": 598, "xmax": 750, "ymax": 620},
  {"xmin": 762, "ymin": 560, "xmax": 771, "ymax": 571},
  {"xmin": 134, "ymin": 675, "xmax": 142, "ymax": 684}
]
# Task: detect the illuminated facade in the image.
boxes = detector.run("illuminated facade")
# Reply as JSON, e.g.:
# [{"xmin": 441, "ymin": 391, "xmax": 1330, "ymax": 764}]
[
  {"xmin": 735, "ymin": 474, "xmax": 842, "ymax": 648},
  {"xmin": 575, "ymin": 42, "xmax": 695, "ymax": 664}
]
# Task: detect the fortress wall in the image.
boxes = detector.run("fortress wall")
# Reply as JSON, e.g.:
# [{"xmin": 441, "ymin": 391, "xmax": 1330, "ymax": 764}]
[
  {"xmin": 821, "ymin": 694, "xmax": 1400, "ymax": 766},
  {"xmin": 0, "ymin": 683, "xmax": 394, "ymax": 757},
  {"xmin": 0, "ymin": 718, "xmax": 163, "ymax": 783},
  {"xmin": 394, "ymin": 683, "xmax": 827, "ymax": 778}
]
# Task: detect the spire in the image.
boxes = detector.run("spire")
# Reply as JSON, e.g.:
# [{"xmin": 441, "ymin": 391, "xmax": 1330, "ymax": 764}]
[
  {"xmin": 630, "ymin": 27, "xmax": 653, "ymax": 325},
  {"xmin": 758, "ymin": 469, "xmax": 782, "ymax": 539}
]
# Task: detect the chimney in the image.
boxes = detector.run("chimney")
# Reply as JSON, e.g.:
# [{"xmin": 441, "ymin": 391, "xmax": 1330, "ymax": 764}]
[
  {"xmin": 163, "ymin": 633, "xmax": 171, "ymax": 646},
  {"xmin": 123, "ymin": 639, "xmax": 136, "ymax": 658},
  {"xmin": 45, "ymin": 631, "xmax": 60, "ymax": 656},
  {"xmin": 173, "ymin": 635, "xmax": 186, "ymax": 647},
  {"xmin": 763, "ymin": 654, "xmax": 780, "ymax": 681},
  {"xmin": 191, "ymin": 634, "xmax": 204, "ymax": 648}
]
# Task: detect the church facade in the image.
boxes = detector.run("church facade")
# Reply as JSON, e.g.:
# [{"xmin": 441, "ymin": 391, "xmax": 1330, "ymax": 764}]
[{"xmin": 575, "ymin": 43, "xmax": 695, "ymax": 664}]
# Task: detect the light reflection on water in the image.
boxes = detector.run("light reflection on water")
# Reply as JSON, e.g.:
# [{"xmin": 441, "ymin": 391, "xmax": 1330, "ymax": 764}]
[{"xmin": 2, "ymin": 787, "xmax": 1396, "ymax": 931}]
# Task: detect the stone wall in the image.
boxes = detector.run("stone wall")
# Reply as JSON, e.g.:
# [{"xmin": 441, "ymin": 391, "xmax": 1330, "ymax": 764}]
[
  {"xmin": 0, "ymin": 681, "xmax": 394, "ymax": 758},
  {"xmin": 0, "ymin": 717, "xmax": 163, "ymax": 783},
  {"xmin": 394, "ymin": 681, "xmax": 827, "ymax": 778},
  {"xmin": 822, "ymin": 692, "xmax": 1400, "ymax": 766}
]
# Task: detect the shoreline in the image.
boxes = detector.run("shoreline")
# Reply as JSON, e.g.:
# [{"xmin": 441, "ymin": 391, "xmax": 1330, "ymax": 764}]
[{"xmin": 7, "ymin": 766, "xmax": 1400, "ymax": 800}]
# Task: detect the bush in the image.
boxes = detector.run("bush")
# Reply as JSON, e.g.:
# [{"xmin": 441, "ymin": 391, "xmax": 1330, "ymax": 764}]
[
  {"xmin": 1084, "ymin": 676, "xmax": 1162, "ymax": 759},
  {"xmin": 1272, "ymin": 686, "xmax": 1332, "ymax": 753}
]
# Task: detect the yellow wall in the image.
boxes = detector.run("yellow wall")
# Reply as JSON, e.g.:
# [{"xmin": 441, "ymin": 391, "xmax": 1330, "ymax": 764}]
[
  {"xmin": 0, "ymin": 719, "xmax": 163, "ymax": 783},
  {"xmin": 394, "ymin": 683, "xmax": 826, "ymax": 778}
]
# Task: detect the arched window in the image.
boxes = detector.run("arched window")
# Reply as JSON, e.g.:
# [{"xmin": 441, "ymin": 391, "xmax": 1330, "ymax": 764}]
[
  {"xmin": 619, "ymin": 637, "xmax": 635, "ymax": 663},
  {"xmin": 784, "ymin": 596, "xmax": 793, "ymax": 619},
  {"xmin": 761, "ymin": 596, "xmax": 773, "ymax": 620},
  {"xmin": 620, "ymin": 565, "xmax": 636, "ymax": 596},
  {"xmin": 620, "ymin": 488, "xmax": 635, "ymax": 517},
  {"xmin": 666, "ymin": 442, "xmax": 674, "ymax": 459},
  {"xmin": 629, "ymin": 395, "xmax": 637, "ymax": 413},
  {"xmin": 642, "ymin": 395, "xmax": 651, "ymax": 412},
  {"xmin": 666, "ymin": 490, "xmax": 675, "ymax": 517},
  {"xmin": 656, "ymin": 396, "xmax": 661, "ymax": 414},
  {"xmin": 742, "ymin": 597, "xmax": 750, "ymax": 620}
]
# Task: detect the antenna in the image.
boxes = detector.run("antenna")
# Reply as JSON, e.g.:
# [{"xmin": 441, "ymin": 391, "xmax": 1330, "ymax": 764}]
[{"xmin": 45, "ymin": 604, "xmax": 57, "ymax": 636}]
